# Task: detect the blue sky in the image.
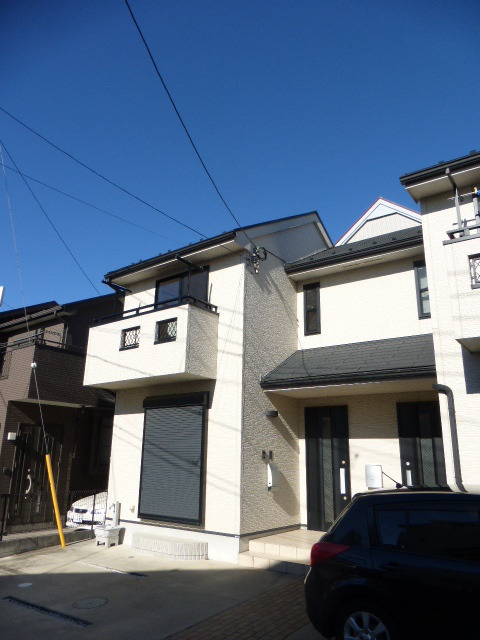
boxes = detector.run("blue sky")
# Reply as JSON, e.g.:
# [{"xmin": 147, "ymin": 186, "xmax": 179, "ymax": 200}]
[{"xmin": 1, "ymin": 0, "xmax": 479, "ymax": 309}]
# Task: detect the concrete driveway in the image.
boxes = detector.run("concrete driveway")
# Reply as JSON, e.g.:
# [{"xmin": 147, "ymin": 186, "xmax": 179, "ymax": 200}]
[{"xmin": 0, "ymin": 540, "xmax": 323, "ymax": 639}]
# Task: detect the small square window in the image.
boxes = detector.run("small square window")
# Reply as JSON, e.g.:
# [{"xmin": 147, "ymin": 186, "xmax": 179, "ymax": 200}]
[
  {"xmin": 155, "ymin": 318, "xmax": 177, "ymax": 344},
  {"xmin": 120, "ymin": 326, "xmax": 140, "ymax": 350},
  {"xmin": 469, "ymin": 254, "xmax": 480, "ymax": 289}
]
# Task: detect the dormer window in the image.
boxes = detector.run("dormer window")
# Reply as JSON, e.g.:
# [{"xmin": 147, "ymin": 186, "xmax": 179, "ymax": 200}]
[
  {"xmin": 414, "ymin": 260, "xmax": 431, "ymax": 319},
  {"xmin": 304, "ymin": 282, "xmax": 320, "ymax": 335}
]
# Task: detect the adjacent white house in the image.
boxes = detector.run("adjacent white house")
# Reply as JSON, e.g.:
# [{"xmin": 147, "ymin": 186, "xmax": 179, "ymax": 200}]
[{"xmin": 84, "ymin": 151, "xmax": 480, "ymax": 563}]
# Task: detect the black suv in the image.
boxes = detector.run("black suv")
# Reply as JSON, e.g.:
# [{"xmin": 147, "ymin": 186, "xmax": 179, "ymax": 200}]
[{"xmin": 305, "ymin": 490, "xmax": 480, "ymax": 640}]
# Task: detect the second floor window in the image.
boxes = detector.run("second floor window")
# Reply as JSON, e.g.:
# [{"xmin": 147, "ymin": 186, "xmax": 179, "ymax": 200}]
[
  {"xmin": 414, "ymin": 260, "xmax": 431, "ymax": 319},
  {"xmin": 155, "ymin": 269, "xmax": 209, "ymax": 309},
  {"xmin": 304, "ymin": 282, "xmax": 320, "ymax": 335}
]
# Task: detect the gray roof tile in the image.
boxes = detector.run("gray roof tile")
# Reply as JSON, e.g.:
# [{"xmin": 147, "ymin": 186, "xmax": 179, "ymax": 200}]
[
  {"xmin": 261, "ymin": 334, "xmax": 436, "ymax": 389},
  {"xmin": 285, "ymin": 226, "xmax": 423, "ymax": 273}
]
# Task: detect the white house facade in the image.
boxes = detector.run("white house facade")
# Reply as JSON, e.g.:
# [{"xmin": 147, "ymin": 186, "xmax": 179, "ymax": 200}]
[{"xmin": 84, "ymin": 151, "xmax": 480, "ymax": 563}]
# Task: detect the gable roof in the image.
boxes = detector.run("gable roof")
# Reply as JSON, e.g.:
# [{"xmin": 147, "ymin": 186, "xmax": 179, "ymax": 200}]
[
  {"xmin": 335, "ymin": 197, "xmax": 421, "ymax": 246},
  {"xmin": 261, "ymin": 334, "xmax": 435, "ymax": 390},
  {"xmin": 105, "ymin": 211, "xmax": 332, "ymax": 285},
  {"xmin": 285, "ymin": 225, "xmax": 423, "ymax": 275}
]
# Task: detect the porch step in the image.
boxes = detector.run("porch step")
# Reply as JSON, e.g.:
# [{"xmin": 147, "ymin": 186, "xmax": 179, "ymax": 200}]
[
  {"xmin": 131, "ymin": 532, "xmax": 207, "ymax": 560},
  {"xmin": 238, "ymin": 550, "xmax": 309, "ymax": 576}
]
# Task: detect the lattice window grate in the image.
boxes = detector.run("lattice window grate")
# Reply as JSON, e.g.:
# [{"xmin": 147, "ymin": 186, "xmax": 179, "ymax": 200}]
[
  {"xmin": 155, "ymin": 318, "xmax": 177, "ymax": 344},
  {"xmin": 469, "ymin": 254, "xmax": 480, "ymax": 289},
  {"xmin": 120, "ymin": 326, "xmax": 141, "ymax": 350}
]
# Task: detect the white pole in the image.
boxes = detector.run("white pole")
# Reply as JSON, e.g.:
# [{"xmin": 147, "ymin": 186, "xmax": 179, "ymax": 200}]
[{"xmin": 0, "ymin": 286, "xmax": 4, "ymax": 308}]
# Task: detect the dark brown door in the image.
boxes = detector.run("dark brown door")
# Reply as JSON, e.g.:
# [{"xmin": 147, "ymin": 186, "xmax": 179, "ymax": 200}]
[
  {"xmin": 9, "ymin": 424, "xmax": 63, "ymax": 526},
  {"xmin": 305, "ymin": 406, "xmax": 351, "ymax": 530},
  {"xmin": 397, "ymin": 401, "xmax": 447, "ymax": 488}
]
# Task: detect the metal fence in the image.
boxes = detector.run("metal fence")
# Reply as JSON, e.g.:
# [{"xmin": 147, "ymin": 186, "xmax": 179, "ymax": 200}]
[
  {"xmin": 0, "ymin": 494, "xmax": 9, "ymax": 541},
  {"xmin": 66, "ymin": 489, "xmax": 108, "ymax": 530}
]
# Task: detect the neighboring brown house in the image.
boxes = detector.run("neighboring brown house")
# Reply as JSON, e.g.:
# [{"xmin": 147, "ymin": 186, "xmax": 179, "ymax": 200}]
[{"xmin": 0, "ymin": 294, "xmax": 119, "ymax": 532}]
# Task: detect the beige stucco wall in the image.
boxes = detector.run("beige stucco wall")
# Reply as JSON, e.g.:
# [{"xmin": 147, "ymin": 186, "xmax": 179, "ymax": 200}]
[
  {"xmin": 421, "ymin": 192, "xmax": 480, "ymax": 487},
  {"xmin": 296, "ymin": 389, "xmax": 439, "ymax": 526},
  {"xmin": 297, "ymin": 256, "xmax": 432, "ymax": 349},
  {"xmin": 238, "ymin": 223, "xmax": 331, "ymax": 536}
]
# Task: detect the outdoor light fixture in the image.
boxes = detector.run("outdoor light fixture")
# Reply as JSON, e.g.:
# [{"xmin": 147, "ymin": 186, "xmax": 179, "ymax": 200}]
[{"xmin": 265, "ymin": 410, "xmax": 278, "ymax": 418}]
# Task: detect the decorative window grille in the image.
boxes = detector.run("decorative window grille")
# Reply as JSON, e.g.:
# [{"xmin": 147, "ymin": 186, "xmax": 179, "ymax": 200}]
[
  {"xmin": 120, "ymin": 326, "xmax": 141, "ymax": 350},
  {"xmin": 155, "ymin": 318, "xmax": 177, "ymax": 344},
  {"xmin": 469, "ymin": 254, "xmax": 480, "ymax": 289}
]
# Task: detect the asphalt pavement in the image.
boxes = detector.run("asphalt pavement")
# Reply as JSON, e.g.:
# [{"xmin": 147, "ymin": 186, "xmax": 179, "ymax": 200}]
[{"xmin": 0, "ymin": 539, "xmax": 323, "ymax": 639}]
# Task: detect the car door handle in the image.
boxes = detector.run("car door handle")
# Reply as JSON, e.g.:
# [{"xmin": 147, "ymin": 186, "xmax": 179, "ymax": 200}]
[{"xmin": 382, "ymin": 562, "xmax": 402, "ymax": 572}]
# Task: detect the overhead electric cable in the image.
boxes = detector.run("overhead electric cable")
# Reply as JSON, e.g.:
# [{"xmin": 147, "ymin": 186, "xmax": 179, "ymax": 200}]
[
  {"xmin": 0, "ymin": 140, "xmax": 101, "ymax": 295},
  {"xmin": 0, "ymin": 143, "xmax": 49, "ymax": 451},
  {"xmin": 0, "ymin": 106, "xmax": 206, "ymax": 239},
  {"xmin": 123, "ymin": 1, "xmax": 289, "ymax": 264},
  {"xmin": 124, "ymin": 0, "xmax": 244, "ymax": 231},
  {"xmin": 1, "ymin": 141, "xmax": 67, "ymax": 549},
  {"xmin": 3, "ymin": 163, "xmax": 175, "ymax": 241}
]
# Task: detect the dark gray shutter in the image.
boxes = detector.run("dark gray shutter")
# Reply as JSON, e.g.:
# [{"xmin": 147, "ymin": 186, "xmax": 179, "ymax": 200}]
[{"xmin": 139, "ymin": 403, "xmax": 205, "ymax": 524}]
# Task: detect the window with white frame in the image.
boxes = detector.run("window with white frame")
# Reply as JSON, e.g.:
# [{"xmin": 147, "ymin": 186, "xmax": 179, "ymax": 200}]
[{"xmin": 414, "ymin": 261, "xmax": 431, "ymax": 319}]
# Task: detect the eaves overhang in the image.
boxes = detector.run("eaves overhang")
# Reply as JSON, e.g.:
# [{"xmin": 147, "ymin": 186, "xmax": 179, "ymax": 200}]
[
  {"xmin": 400, "ymin": 152, "xmax": 480, "ymax": 202},
  {"xmin": 261, "ymin": 365, "xmax": 436, "ymax": 391},
  {"xmin": 104, "ymin": 231, "xmax": 239, "ymax": 285},
  {"xmin": 285, "ymin": 228, "xmax": 423, "ymax": 276}
]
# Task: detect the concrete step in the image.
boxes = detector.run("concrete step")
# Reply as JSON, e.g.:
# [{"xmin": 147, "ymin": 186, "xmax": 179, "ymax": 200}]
[
  {"xmin": 131, "ymin": 532, "xmax": 207, "ymax": 560},
  {"xmin": 238, "ymin": 550, "xmax": 309, "ymax": 576},
  {"xmin": 248, "ymin": 539, "xmax": 310, "ymax": 563}
]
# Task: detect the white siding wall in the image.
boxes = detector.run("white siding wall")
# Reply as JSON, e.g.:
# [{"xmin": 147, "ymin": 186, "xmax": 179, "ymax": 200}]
[
  {"xmin": 348, "ymin": 214, "xmax": 419, "ymax": 243},
  {"xmin": 106, "ymin": 253, "xmax": 245, "ymax": 562},
  {"xmin": 296, "ymin": 389, "xmax": 439, "ymax": 525},
  {"xmin": 297, "ymin": 257, "xmax": 432, "ymax": 349},
  {"xmin": 421, "ymin": 193, "xmax": 480, "ymax": 487}
]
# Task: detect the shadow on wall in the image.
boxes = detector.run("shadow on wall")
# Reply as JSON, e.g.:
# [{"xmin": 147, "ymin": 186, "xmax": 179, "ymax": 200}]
[
  {"xmin": 272, "ymin": 468, "xmax": 299, "ymax": 518},
  {"xmin": 462, "ymin": 348, "xmax": 480, "ymax": 394}
]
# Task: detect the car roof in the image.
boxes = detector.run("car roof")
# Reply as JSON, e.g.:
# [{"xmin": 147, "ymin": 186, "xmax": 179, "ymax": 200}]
[{"xmin": 352, "ymin": 489, "xmax": 480, "ymax": 507}]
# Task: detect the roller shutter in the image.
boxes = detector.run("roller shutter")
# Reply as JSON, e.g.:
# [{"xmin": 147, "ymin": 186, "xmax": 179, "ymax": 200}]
[{"xmin": 139, "ymin": 398, "xmax": 206, "ymax": 524}]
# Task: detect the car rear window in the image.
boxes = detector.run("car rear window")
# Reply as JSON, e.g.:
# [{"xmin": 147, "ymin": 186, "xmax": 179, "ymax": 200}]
[{"xmin": 375, "ymin": 505, "xmax": 480, "ymax": 562}]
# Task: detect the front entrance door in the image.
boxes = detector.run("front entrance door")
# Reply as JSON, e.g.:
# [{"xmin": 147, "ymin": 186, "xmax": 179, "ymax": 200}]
[
  {"xmin": 9, "ymin": 424, "xmax": 63, "ymax": 526},
  {"xmin": 397, "ymin": 402, "xmax": 447, "ymax": 488},
  {"xmin": 305, "ymin": 406, "xmax": 351, "ymax": 530}
]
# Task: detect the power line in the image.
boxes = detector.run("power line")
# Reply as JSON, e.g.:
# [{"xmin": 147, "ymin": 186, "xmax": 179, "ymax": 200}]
[
  {"xmin": 123, "ymin": 1, "xmax": 288, "ymax": 264},
  {"xmin": 0, "ymin": 139, "xmax": 101, "ymax": 295},
  {"xmin": 0, "ymin": 106, "xmax": 206, "ymax": 239},
  {"xmin": 0, "ymin": 106, "xmax": 288, "ymax": 264},
  {"xmin": 124, "ymin": 0, "xmax": 245, "ymax": 233},
  {"xmin": 2, "ymin": 162, "xmax": 176, "ymax": 241},
  {"xmin": 0, "ymin": 142, "xmax": 49, "ymax": 454}
]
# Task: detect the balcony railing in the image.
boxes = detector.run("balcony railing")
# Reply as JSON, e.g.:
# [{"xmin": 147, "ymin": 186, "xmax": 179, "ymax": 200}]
[
  {"xmin": 0, "ymin": 330, "xmax": 84, "ymax": 354},
  {"xmin": 84, "ymin": 300, "xmax": 219, "ymax": 389},
  {"xmin": 92, "ymin": 296, "xmax": 217, "ymax": 327},
  {"xmin": 447, "ymin": 217, "xmax": 480, "ymax": 240}
]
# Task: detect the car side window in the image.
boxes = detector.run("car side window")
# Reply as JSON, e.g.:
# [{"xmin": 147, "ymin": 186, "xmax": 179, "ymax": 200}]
[
  {"xmin": 407, "ymin": 508, "xmax": 480, "ymax": 562},
  {"xmin": 376, "ymin": 509, "xmax": 407, "ymax": 549},
  {"xmin": 376, "ymin": 505, "xmax": 480, "ymax": 562}
]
